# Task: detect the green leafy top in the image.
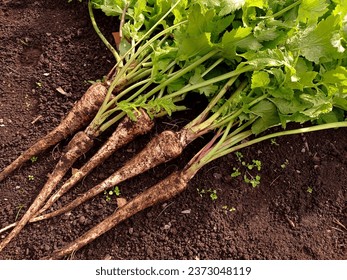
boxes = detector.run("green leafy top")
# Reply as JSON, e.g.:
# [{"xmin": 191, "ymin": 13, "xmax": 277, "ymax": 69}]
[{"xmin": 90, "ymin": 0, "xmax": 347, "ymax": 136}]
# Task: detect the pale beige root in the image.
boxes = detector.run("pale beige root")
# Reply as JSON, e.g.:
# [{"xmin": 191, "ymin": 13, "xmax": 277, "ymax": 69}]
[
  {"xmin": 44, "ymin": 170, "xmax": 193, "ymax": 260},
  {"xmin": 34, "ymin": 129, "xmax": 186, "ymax": 223},
  {"xmin": 38, "ymin": 109, "xmax": 155, "ymax": 214},
  {"xmin": 0, "ymin": 131, "xmax": 94, "ymax": 252},
  {"xmin": 0, "ymin": 127, "xmax": 198, "ymax": 235},
  {"xmin": 0, "ymin": 83, "xmax": 107, "ymax": 183}
]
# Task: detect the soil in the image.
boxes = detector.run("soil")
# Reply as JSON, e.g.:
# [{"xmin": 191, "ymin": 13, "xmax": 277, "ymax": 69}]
[{"xmin": 0, "ymin": 0, "xmax": 346, "ymax": 260}]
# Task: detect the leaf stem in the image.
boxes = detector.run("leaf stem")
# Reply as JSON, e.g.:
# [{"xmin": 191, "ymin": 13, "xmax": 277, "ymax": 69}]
[
  {"xmin": 211, "ymin": 121, "xmax": 347, "ymax": 163},
  {"xmin": 94, "ymin": 13, "xmax": 187, "ymax": 127},
  {"xmin": 190, "ymin": 79, "xmax": 248, "ymax": 133},
  {"xmin": 264, "ymin": 0, "xmax": 302, "ymax": 19},
  {"xmin": 88, "ymin": 1, "xmax": 121, "ymax": 63},
  {"xmin": 209, "ymin": 94, "xmax": 268, "ymax": 131},
  {"xmin": 141, "ymin": 49, "xmax": 220, "ymax": 101},
  {"xmin": 164, "ymin": 65, "xmax": 255, "ymax": 100}
]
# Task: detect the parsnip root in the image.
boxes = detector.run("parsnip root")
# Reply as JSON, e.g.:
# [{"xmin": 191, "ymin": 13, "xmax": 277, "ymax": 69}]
[
  {"xmin": 45, "ymin": 170, "xmax": 193, "ymax": 259},
  {"xmin": 0, "ymin": 131, "xmax": 94, "ymax": 252},
  {"xmin": 0, "ymin": 83, "xmax": 108, "ymax": 183},
  {"xmin": 39, "ymin": 109, "xmax": 155, "ymax": 214}
]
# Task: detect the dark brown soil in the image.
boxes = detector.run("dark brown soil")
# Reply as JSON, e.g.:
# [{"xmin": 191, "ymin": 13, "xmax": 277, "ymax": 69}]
[{"xmin": 0, "ymin": 0, "xmax": 346, "ymax": 260}]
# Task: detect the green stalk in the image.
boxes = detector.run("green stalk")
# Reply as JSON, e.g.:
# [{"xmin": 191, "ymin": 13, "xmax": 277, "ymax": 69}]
[
  {"xmin": 160, "ymin": 57, "xmax": 225, "ymax": 101},
  {"xmin": 124, "ymin": 68, "xmax": 152, "ymax": 85},
  {"xmin": 99, "ymin": 59, "xmax": 176, "ymax": 130},
  {"xmin": 104, "ymin": 20, "xmax": 187, "ymax": 105},
  {"xmin": 126, "ymin": 60, "xmax": 177, "ymax": 102},
  {"xmin": 206, "ymin": 130, "xmax": 253, "ymax": 163},
  {"xmin": 189, "ymin": 79, "xmax": 248, "ymax": 133},
  {"xmin": 184, "ymin": 121, "xmax": 347, "ymax": 179},
  {"xmin": 99, "ymin": 112, "xmax": 127, "ymax": 133},
  {"xmin": 223, "ymin": 118, "xmax": 257, "ymax": 140},
  {"xmin": 124, "ymin": 54, "xmax": 152, "ymax": 80},
  {"xmin": 103, "ymin": 101, "xmax": 188, "ymax": 133},
  {"xmin": 157, "ymin": 66, "xmax": 175, "ymax": 98},
  {"xmin": 202, "ymin": 58, "xmax": 224, "ymax": 77},
  {"xmin": 102, "ymin": 21, "xmax": 186, "ymax": 107},
  {"xmin": 94, "ymin": 29, "xmax": 180, "ymax": 128},
  {"xmin": 165, "ymin": 58, "xmax": 226, "ymax": 102},
  {"xmin": 131, "ymin": 49, "xmax": 220, "ymax": 104},
  {"xmin": 210, "ymin": 122, "xmax": 347, "ymax": 163},
  {"xmin": 111, "ymin": 78, "xmax": 151, "ymax": 104},
  {"xmin": 195, "ymin": 119, "xmax": 256, "ymax": 169},
  {"xmin": 109, "ymin": 60, "xmax": 177, "ymax": 110},
  {"xmin": 101, "ymin": 53, "xmax": 226, "ymax": 131},
  {"xmin": 100, "ymin": 61, "xmax": 178, "ymax": 122},
  {"xmin": 99, "ymin": 80, "xmax": 153, "ymax": 126},
  {"xmin": 180, "ymin": 129, "xmax": 251, "ymax": 179},
  {"xmin": 100, "ymin": 53, "xmax": 224, "ymax": 132},
  {"xmin": 263, "ymin": 0, "xmax": 302, "ymax": 19},
  {"xmin": 88, "ymin": 1, "xmax": 121, "ymax": 63},
  {"xmin": 142, "ymin": 62, "xmax": 154, "ymax": 68},
  {"xmin": 115, "ymin": 1, "xmax": 184, "ymax": 72},
  {"xmin": 152, "ymin": 105, "xmax": 187, "ymax": 118},
  {"xmin": 197, "ymin": 121, "xmax": 234, "ymax": 166},
  {"xmin": 164, "ymin": 65, "xmax": 255, "ymax": 100},
  {"xmin": 94, "ymin": 9, "xmax": 187, "ymax": 125},
  {"xmin": 105, "ymin": 42, "xmax": 152, "ymax": 83},
  {"xmin": 208, "ymin": 94, "xmax": 268, "ymax": 131},
  {"xmin": 107, "ymin": 69, "xmax": 152, "ymax": 104}
]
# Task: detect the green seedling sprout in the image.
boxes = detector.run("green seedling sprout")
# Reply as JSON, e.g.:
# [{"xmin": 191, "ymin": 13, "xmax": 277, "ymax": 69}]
[
  {"xmin": 30, "ymin": 156, "xmax": 38, "ymax": 163},
  {"xmin": 281, "ymin": 159, "xmax": 289, "ymax": 169}
]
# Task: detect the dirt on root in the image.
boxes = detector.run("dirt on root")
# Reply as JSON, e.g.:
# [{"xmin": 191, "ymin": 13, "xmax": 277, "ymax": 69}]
[{"xmin": 0, "ymin": 0, "xmax": 346, "ymax": 260}]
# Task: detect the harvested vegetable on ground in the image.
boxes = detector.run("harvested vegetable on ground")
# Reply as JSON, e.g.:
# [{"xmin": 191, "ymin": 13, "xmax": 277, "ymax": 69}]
[
  {"xmin": 45, "ymin": 120, "xmax": 347, "ymax": 259},
  {"xmin": 1, "ymin": 0, "xmax": 347, "ymax": 257},
  {"xmin": 20, "ymin": 0, "xmax": 257, "ymax": 215},
  {"xmin": 37, "ymin": 109, "xmax": 154, "ymax": 214},
  {"xmin": 44, "ymin": 0, "xmax": 347, "ymax": 258},
  {"xmin": 0, "ymin": 82, "xmax": 108, "ymax": 183},
  {"xmin": 37, "ymin": 0, "xmax": 347, "ymax": 219},
  {"xmin": 32, "ymin": 0, "xmax": 288, "ymax": 214},
  {"xmin": 0, "ymin": 0, "xmax": 188, "ymax": 251},
  {"xmin": 0, "ymin": 0, "xmax": 228, "ymax": 251}
]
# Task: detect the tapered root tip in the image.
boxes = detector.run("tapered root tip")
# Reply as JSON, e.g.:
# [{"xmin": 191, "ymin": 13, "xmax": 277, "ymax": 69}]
[{"xmin": 44, "ymin": 171, "xmax": 190, "ymax": 260}]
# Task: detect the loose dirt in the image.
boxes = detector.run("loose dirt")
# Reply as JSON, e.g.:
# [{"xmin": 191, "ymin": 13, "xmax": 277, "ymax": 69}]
[{"xmin": 0, "ymin": 0, "xmax": 346, "ymax": 260}]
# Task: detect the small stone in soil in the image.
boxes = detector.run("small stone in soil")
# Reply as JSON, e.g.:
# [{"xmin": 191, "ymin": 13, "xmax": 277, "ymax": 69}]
[
  {"xmin": 146, "ymin": 247, "xmax": 153, "ymax": 257},
  {"xmin": 78, "ymin": 216, "xmax": 86, "ymax": 224},
  {"xmin": 103, "ymin": 254, "xmax": 112, "ymax": 260},
  {"xmin": 162, "ymin": 222, "xmax": 171, "ymax": 230},
  {"xmin": 312, "ymin": 156, "xmax": 320, "ymax": 164},
  {"xmin": 213, "ymin": 173, "xmax": 222, "ymax": 180}
]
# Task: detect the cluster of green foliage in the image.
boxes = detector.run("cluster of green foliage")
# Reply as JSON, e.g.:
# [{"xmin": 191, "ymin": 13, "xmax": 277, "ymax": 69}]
[
  {"xmin": 197, "ymin": 187, "xmax": 218, "ymax": 201},
  {"xmin": 87, "ymin": 0, "xmax": 346, "ymax": 183},
  {"xmin": 87, "ymin": 0, "xmax": 346, "ymax": 135},
  {"xmin": 104, "ymin": 186, "xmax": 121, "ymax": 202},
  {"xmin": 231, "ymin": 152, "xmax": 262, "ymax": 187}
]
